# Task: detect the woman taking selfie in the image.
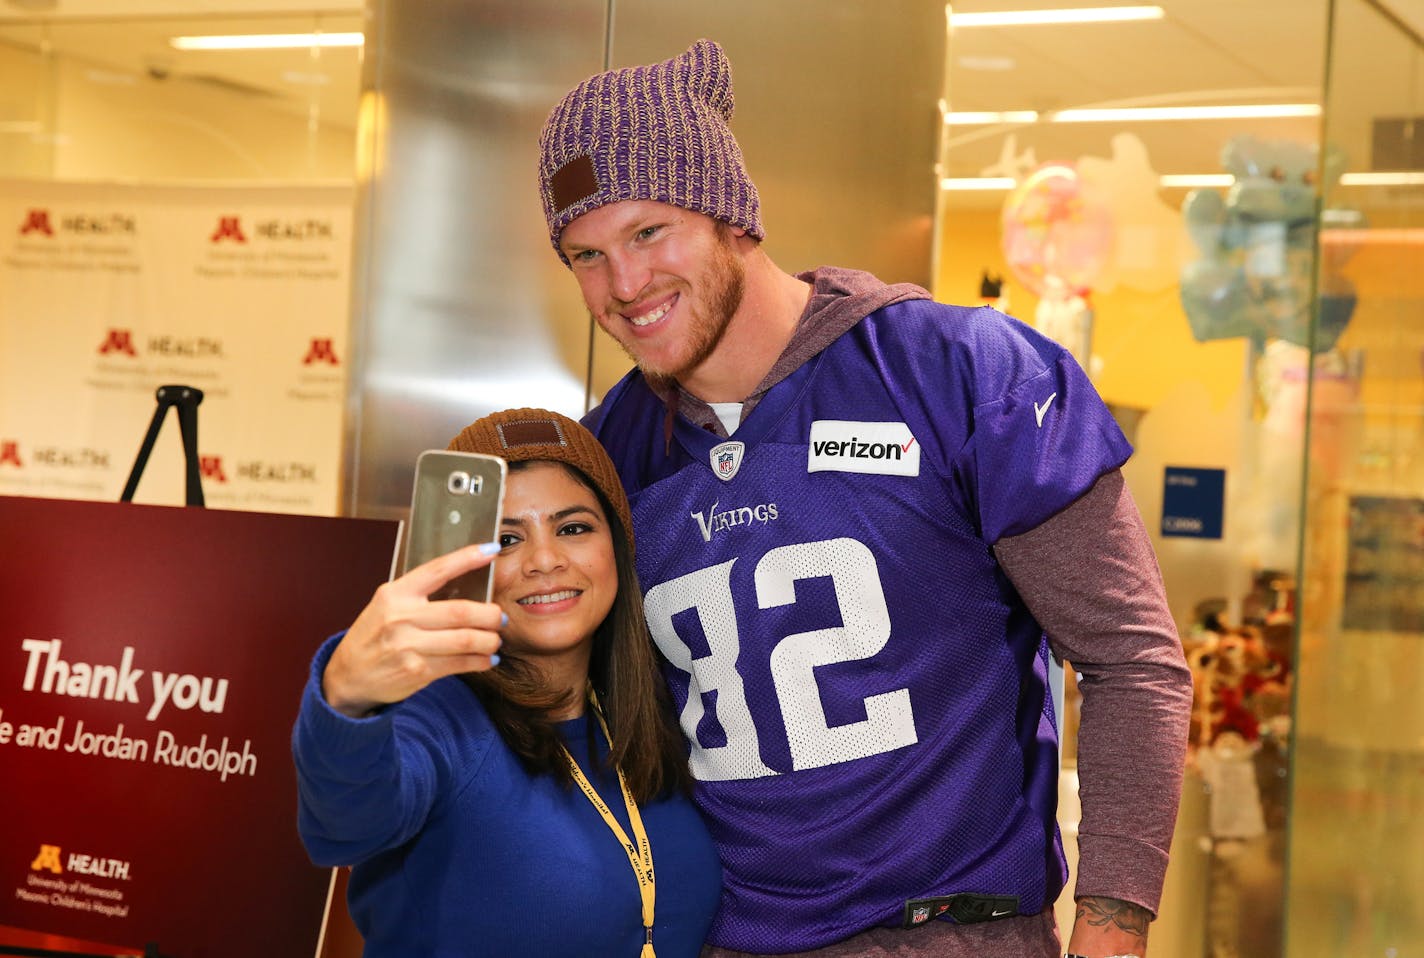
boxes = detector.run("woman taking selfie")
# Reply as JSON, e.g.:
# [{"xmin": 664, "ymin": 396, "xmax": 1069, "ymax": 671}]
[{"xmin": 292, "ymin": 408, "xmax": 720, "ymax": 957}]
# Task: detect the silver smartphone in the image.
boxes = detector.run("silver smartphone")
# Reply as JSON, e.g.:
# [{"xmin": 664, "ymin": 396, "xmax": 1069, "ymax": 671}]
[{"xmin": 401, "ymin": 450, "xmax": 507, "ymax": 601}]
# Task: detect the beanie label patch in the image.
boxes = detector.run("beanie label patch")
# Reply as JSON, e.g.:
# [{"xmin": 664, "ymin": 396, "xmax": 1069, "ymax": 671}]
[
  {"xmin": 497, "ymin": 419, "xmax": 567, "ymax": 449},
  {"xmin": 550, "ymin": 154, "xmax": 600, "ymax": 215}
]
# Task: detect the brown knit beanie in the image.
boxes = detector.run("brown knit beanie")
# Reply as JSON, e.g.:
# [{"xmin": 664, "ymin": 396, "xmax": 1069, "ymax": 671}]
[
  {"xmin": 537, "ymin": 38, "xmax": 763, "ymax": 264},
  {"xmin": 446, "ymin": 408, "xmax": 634, "ymax": 555}
]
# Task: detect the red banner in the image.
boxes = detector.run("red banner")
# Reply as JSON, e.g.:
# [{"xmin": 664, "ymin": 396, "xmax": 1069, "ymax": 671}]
[{"xmin": 0, "ymin": 496, "xmax": 398, "ymax": 957}]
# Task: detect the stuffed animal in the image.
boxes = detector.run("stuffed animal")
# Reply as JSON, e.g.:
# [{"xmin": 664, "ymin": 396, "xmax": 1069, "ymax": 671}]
[{"xmin": 1179, "ymin": 134, "xmax": 1358, "ymax": 350}]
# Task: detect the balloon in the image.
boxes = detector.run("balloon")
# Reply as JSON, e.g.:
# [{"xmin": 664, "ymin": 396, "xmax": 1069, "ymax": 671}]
[
  {"xmin": 1178, "ymin": 135, "xmax": 1359, "ymax": 351},
  {"xmin": 1000, "ymin": 162, "xmax": 1114, "ymax": 298}
]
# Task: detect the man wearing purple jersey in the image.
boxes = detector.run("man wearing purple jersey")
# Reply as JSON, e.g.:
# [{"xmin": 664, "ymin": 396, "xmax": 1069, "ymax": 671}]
[{"xmin": 537, "ymin": 39, "xmax": 1193, "ymax": 958}]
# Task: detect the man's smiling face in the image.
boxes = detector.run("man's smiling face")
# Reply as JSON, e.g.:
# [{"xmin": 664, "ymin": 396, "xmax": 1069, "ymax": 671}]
[{"xmin": 560, "ymin": 199, "xmax": 746, "ymax": 381}]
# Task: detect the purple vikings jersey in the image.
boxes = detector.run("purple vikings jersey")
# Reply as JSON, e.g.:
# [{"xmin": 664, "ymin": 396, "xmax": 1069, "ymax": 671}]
[{"xmin": 584, "ymin": 302, "xmax": 1131, "ymax": 953}]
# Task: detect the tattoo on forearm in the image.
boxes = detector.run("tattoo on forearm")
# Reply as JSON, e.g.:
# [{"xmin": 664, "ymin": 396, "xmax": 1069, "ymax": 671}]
[{"xmin": 1077, "ymin": 896, "xmax": 1150, "ymax": 938}]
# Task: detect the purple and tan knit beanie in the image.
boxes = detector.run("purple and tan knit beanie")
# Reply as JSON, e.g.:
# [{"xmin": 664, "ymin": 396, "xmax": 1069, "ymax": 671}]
[{"xmin": 537, "ymin": 38, "xmax": 764, "ymax": 264}]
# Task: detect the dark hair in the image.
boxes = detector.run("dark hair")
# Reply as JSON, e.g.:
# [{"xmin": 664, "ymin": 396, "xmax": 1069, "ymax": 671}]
[{"xmin": 460, "ymin": 461, "xmax": 691, "ymax": 803}]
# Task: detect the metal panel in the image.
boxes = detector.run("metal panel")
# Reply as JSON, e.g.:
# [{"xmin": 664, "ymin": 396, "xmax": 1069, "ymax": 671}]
[
  {"xmin": 345, "ymin": 0, "xmax": 608, "ymax": 518},
  {"xmin": 345, "ymin": 0, "xmax": 946, "ymax": 519},
  {"xmin": 594, "ymin": 1, "xmax": 948, "ymax": 397}
]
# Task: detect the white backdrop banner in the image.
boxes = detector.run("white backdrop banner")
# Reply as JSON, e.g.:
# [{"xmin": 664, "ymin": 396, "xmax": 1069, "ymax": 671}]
[{"xmin": 0, "ymin": 179, "xmax": 354, "ymax": 516}]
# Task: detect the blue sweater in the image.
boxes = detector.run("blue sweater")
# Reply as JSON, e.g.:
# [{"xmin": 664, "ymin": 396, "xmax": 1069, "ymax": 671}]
[{"xmin": 293, "ymin": 634, "xmax": 721, "ymax": 957}]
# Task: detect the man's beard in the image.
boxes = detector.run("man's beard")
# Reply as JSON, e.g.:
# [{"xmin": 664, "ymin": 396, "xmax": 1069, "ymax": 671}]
[{"xmin": 616, "ymin": 225, "xmax": 746, "ymax": 383}]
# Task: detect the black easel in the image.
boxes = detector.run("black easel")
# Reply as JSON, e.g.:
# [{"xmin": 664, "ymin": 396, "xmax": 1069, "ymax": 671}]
[{"xmin": 119, "ymin": 384, "xmax": 205, "ymax": 508}]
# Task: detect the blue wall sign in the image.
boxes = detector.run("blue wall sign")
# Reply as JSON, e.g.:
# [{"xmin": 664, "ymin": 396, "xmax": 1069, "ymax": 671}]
[{"xmin": 1161, "ymin": 466, "xmax": 1226, "ymax": 539}]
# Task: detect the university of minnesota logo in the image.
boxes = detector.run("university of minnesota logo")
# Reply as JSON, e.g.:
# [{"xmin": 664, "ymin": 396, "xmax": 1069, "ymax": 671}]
[
  {"xmin": 209, "ymin": 216, "xmax": 247, "ymax": 243},
  {"xmin": 97, "ymin": 328, "xmax": 138, "ymax": 356},
  {"xmin": 30, "ymin": 845, "xmax": 62, "ymax": 874},
  {"xmin": 302, "ymin": 337, "xmax": 340, "ymax": 366},
  {"xmin": 201, "ymin": 455, "xmax": 228, "ymax": 483},
  {"xmin": 19, "ymin": 209, "xmax": 54, "ymax": 236}
]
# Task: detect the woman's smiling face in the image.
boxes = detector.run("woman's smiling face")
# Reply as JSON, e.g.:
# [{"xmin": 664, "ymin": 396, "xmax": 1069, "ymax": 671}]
[{"xmin": 492, "ymin": 461, "xmax": 617, "ymax": 673}]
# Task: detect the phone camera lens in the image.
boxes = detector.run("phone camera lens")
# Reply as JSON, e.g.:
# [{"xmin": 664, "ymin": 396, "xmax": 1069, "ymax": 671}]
[{"xmin": 447, "ymin": 471, "xmax": 470, "ymax": 495}]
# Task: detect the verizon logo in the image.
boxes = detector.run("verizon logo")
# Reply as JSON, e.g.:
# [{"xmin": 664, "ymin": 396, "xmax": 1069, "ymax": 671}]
[{"xmin": 807, "ymin": 420, "xmax": 920, "ymax": 477}]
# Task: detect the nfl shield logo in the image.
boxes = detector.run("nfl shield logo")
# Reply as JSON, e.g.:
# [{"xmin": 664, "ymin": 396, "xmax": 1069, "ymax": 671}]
[
  {"xmin": 709, "ymin": 440, "xmax": 745, "ymax": 482},
  {"xmin": 911, "ymin": 906, "xmax": 930, "ymax": 925}
]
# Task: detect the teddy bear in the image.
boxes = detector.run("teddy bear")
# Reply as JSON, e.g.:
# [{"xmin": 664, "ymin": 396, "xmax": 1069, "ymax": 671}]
[{"xmin": 1179, "ymin": 134, "xmax": 1359, "ymax": 351}]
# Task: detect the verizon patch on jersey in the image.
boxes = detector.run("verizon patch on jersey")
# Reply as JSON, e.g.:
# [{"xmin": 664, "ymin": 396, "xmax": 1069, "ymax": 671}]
[{"xmin": 807, "ymin": 420, "xmax": 921, "ymax": 477}]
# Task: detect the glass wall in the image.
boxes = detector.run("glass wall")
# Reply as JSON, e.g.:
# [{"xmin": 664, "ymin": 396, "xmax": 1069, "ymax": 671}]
[
  {"xmin": 940, "ymin": 2, "xmax": 1424, "ymax": 955},
  {"xmin": 934, "ymin": 3, "xmax": 1389, "ymax": 956},
  {"xmin": 1286, "ymin": 0, "xmax": 1424, "ymax": 955},
  {"xmin": 0, "ymin": 9, "xmax": 362, "ymax": 182}
]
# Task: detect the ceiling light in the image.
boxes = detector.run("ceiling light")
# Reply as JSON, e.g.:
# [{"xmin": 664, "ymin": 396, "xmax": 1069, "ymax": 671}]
[
  {"xmin": 942, "ymin": 169, "xmax": 1422, "ymax": 191},
  {"xmin": 1321, "ymin": 228, "xmax": 1424, "ymax": 245},
  {"xmin": 1322, "ymin": 209, "xmax": 1365, "ymax": 225},
  {"xmin": 944, "ymin": 104, "xmax": 1319, "ymax": 125},
  {"xmin": 950, "ymin": 5, "xmax": 1164, "ymax": 27},
  {"xmin": 1339, "ymin": 171, "xmax": 1424, "ymax": 186},
  {"xmin": 282, "ymin": 70, "xmax": 332, "ymax": 85},
  {"xmin": 170, "ymin": 33, "xmax": 364, "ymax": 51},
  {"xmin": 943, "ymin": 111, "xmax": 1040, "ymax": 125},
  {"xmin": 1052, "ymin": 104, "xmax": 1321, "ymax": 122},
  {"xmin": 958, "ymin": 56, "xmax": 1018, "ymax": 71},
  {"xmin": 1158, "ymin": 174, "xmax": 1234, "ymax": 187},
  {"xmin": 941, "ymin": 177, "xmax": 1019, "ymax": 190},
  {"xmin": 941, "ymin": 174, "xmax": 1207, "ymax": 191}
]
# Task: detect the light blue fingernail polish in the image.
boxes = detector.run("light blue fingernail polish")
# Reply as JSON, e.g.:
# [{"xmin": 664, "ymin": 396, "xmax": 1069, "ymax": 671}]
[
  {"xmin": 478, "ymin": 541, "xmax": 501, "ymax": 556},
  {"xmin": 489, "ymin": 654, "xmax": 501, "ymax": 667},
  {"xmin": 500, "ymin": 612, "xmax": 509, "ymax": 628}
]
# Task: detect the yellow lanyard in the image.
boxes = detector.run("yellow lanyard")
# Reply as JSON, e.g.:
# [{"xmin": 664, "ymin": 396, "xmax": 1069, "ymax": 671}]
[{"xmin": 562, "ymin": 691, "xmax": 656, "ymax": 958}]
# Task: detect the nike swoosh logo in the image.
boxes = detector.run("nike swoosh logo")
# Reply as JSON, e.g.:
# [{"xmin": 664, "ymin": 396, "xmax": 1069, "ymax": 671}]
[
  {"xmin": 1033, "ymin": 393, "xmax": 1058, "ymax": 428},
  {"xmin": 991, "ymin": 908, "xmax": 1013, "ymax": 917}
]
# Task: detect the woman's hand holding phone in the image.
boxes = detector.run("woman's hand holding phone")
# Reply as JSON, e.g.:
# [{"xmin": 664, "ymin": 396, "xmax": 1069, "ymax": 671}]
[{"xmin": 322, "ymin": 543, "xmax": 506, "ymax": 719}]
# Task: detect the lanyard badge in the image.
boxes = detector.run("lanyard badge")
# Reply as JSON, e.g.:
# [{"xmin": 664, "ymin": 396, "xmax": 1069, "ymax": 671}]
[{"xmin": 562, "ymin": 690, "xmax": 657, "ymax": 957}]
